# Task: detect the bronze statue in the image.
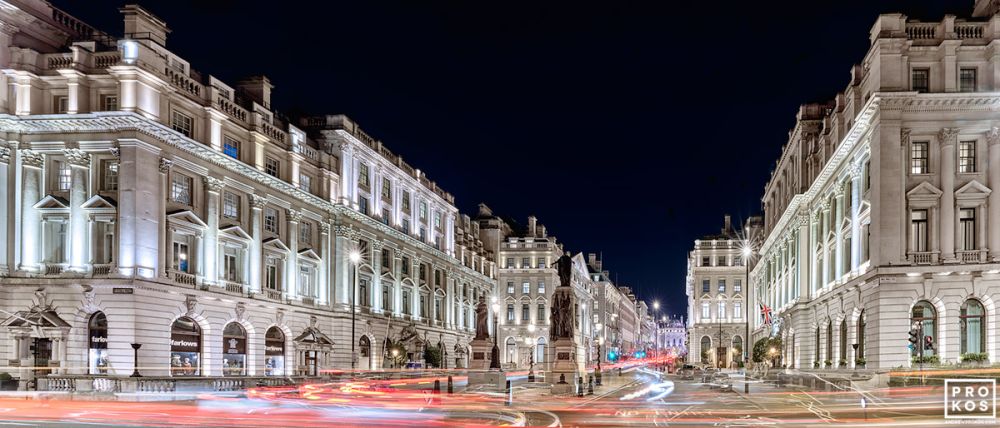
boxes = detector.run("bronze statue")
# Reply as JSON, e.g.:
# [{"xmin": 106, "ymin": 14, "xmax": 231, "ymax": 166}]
[
  {"xmin": 553, "ymin": 252, "xmax": 573, "ymax": 288},
  {"xmin": 475, "ymin": 295, "xmax": 490, "ymax": 340},
  {"xmin": 550, "ymin": 290, "xmax": 573, "ymax": 339}
]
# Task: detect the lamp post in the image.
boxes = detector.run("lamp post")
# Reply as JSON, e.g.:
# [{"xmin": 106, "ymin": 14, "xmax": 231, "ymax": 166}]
[
  {"xmin": 596, "ymin": 336, "xmax": 604, "ymax": 385},
  {"xmin": 652, "ymin": 301, "xmax": 660, "ymax": 361},
  {"xmin": 130, "ymin": 343, "xmax": 141, "ymax": 377},
  {"xmin": 742, "ymin": 244, "xmax": 754, "ymax": 393},
  {"xmin": 491, "ymin": 298, "xmax": 501, "ymax": 370},
  {"xmin": 391, "ymin": 348, "xmax": 399, "ymax": 369},
  {"xmin": 349, "ymin": 251, "xmax": 361, "ymax": 372},
  {"xmin": 526, "ymin": 324, "xmax": 536, "ymax": 381}
]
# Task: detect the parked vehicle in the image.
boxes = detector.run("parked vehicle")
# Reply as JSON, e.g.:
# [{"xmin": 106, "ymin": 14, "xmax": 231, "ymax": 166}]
[
  {"xmin": 710, "ymin": 372, "xmax": 733, "ymax": 391},
  {"xmin": 678, "ymin": 365, "xmax": 697, "ymax": 380}
]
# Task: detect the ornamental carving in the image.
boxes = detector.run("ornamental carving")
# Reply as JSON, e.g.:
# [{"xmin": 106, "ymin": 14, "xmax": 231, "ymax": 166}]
[
  {"xmin": 20, "ymin": 149, "xmax": 43, "ymax": 168},
  {"xmin": 371, "ymin": 240, "xmax": 384, "ymax": 252},
  {"xmin": 64, "ymin": 149, "xmax": 90, "ymax": 167},
  {"xmin": 900, "ymin": 128, "xmax": 911, "ymax": 147},
  {"xmin": 988, "ymin": 127, "xmax": 1000, "ymax": 146},
  {"xmin": 184, "ymin": 294, "xmax": 198, "ymax": 316},
  {"xmin": 286, "ymin": 209, "xmax": 303, "ymax": 223},
  {"xmin": 109, "ymin": 147, "xmax": 120, "ymax": 159},
  {"xmin": 203, "ymin": 176, "xmax": 225, "ymax": 192},
  {"xmin": 235, "ymin": 302, "xmax": 246, "ymax": 321},
  {"xmin": 393, "ymin": 247, "xmax": 403, "ymax": 259},
  {"xmin": 276, "ymin": 309, "xmax": 285, "ymax": 326},
  {"xmin": 319, "ymin": 223, "xmax": 331, "ymax": 235},
  {"xmin": 847, "ymin": 161, "xmax": 863, "ymax": 179},
  {"xmin": 939, "ymin": 127, "xmax": 959, "ymax": 146},
  {"xmin": 796, "ymin": 214, "xmax": 810, "ymax": 228},
  {"xmin": 334, "ymin": 225, "xmax": 354, "ymax": 238},
  {"xmin": 0, "ymin": 145, "xmax": 10, "ymax": 164},
  {"xmin": 249, "ymin": 194, "xmax": 268, "ymax": 209},
  {"xmin": 158, "ymin": 157, "xmax": 173, "ymax": 173}
]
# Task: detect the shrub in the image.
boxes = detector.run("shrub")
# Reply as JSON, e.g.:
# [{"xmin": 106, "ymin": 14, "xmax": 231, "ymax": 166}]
[
  {"xmin": 961, "ymin": 352, "xmax": 989, "ymax": 363},
  {"xmin": 911, "ymin": 355, "xmax": 939, "ymax": 365},
  {"xmin": 855, "ymin": 357, "xmax": 866, "ymax": 366},
  {"xmin": 813, "ymin": 360, "xmax": 820, "ymax": 368},
  {"xmin": 0, "ymin": 373, "xmax": 11, "ymax": 381},
  {"xmin": 839, "ymin": 359, "xmax": 848, "ymax": 367}
]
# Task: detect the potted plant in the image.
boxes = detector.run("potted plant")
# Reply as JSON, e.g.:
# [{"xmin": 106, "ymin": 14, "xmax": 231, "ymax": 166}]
[
  {"xmin": 839, "ymin": 359, "xmax": 848, "ymax": 368},
  {"xmin": 911, "ymin": 355, "xmax": 939, "ymax": 365},
  {"xmin": 855, "ymin": 357, "xmax": 866, "ymax": 368},
  {"xmin": 960, "ymin": 352, "xmax": 989, "ymax": 366},
  {"xmin": 0, "ymin": 373, "xmax": 16, "ymax": 391},
  {"xmin": 813, "ymin": 360, "xmax": 820, "ymax": 369},
  {"xmin": 824, "ymin": 359, "xmax": 832, "ymax": 368}
]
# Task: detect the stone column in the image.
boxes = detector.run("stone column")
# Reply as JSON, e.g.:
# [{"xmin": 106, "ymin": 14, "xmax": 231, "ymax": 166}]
[
  {"xmin": 850, "ymin": 163, "xmax": 863, "ymax": 270},
  {"xmin": 940, "ymin": 128, "xmax": 958, "ymax": 262},
  {"xmin": 158, "ymin": 158, "xmax": 172, "ymax": 277},
  {"xmin": 834, "ymin": 186, "xmax": 845, "ymax": 280},
  {"xmin": 333, "ymin": 225, "xmax": 352, "ymax": 305},
  {"xmin": 821, "ymin": 200, "xmax": 831, "ymax": 287},
  {"xmin": 371, "ymin": 240, "xmax": 383, "ymax": 312},
  {"xmin": 19, "ymin": 150, "xmax": 42, "ymax": 272},
  {"xmin": 66, "ymin": 149, "xmax": 90, "ymax": 273},
  {"xmin": 248, "ymin": 194, "xmax": 266, "ymax": 293},
  {"xmin": 393, "ymin": 249, "xmax": 403, "ymax": 316},
  {"xmin": 285, "ymin": 209, "xmax": 301, "ymax": 299},
  {"xmin": 319, "ymin": 223, "xmax": 331, "ymax": 305},
  {"xmin": 988, "ymin": 128, "xmax": 1000, "ymax": 260},
  {"xmin": 809, "ymin": 213, "xmax": 818, "ymax": 297},
  {"xmin": 194, "ymin": 233, "xmax": 204, "ymax": 278},
  {"xmin": 203, "ymin": 177, "xmax": 223, "ymax": 286}
]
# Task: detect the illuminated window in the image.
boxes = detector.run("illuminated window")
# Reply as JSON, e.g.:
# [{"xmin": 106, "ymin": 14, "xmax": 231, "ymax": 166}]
[
  {"xmin": 910, "ymin": 142, "xmax": 928, "ymax": 174},
  {"xmin": 911, "ymin": 68, "xmax": 929, "ymax": 93},
  {"xmin": 171, "ymin": 174, "xmax": 192, "ymax": 205},
  {"xmin": 910, "ymin": 210, "xmax": 928, "ymax": 252},
  {"xmin": 382, "ymin": 177, "xmax": 391, "ymax": 199},
  {"xmin": 223, "ymin": 136, "xmax": 240, "ymax": 159},
  {"xmin": 57, "ymin": 161, "xmax": 71, "ymax": 191},
  {"xmin": 264, "ymin": 208, "xmax": 278, "ymax": 233},
  {"xmin": 100, "ymin": 95, "xmax": 118, "ymax": 111},
  {"xmin": 537, "ymin": 281, "xmax": 545, "ymax": 294},
  {"xmin": 522, "ymin": 282, "xmax": 530, "ymax": 294},
  {"xmin": 298, "ymin": 174, "xmax": 311, "ymax": 193},
  {"xmin": 701, "ymin": 301, "xmax": 710, "ymax": 319},
  {"xmin": 102, "ymin": 161, "xmax": 118, "ymax": 191},
  {"xmin": 222, "ymin": 192, "xmax": 239, "ymax": 219},
  {"xmin": 358, "ymin": 163, "xmax": 370, "ymax": 188},
  {"xmin": 507, "ymin": 282, "xmax": 514, "ymax": 295},
  {"xmin": 507, "ymin": 304, "xmax": 514, "ymax": 322},
  {"xmin": 171, "ymin": 110, "xmax": 193, "ymax": 137},
  {"xmin": 959, "ymin": 141, "xmax": 976, "ymax": 173},
  {"xmin": 401, "ymin": 191, "xmax": 410, "ymax": 212},
  {"xmin": 960, "ymin": 208, "xmax": 976, "ymax": 251}
]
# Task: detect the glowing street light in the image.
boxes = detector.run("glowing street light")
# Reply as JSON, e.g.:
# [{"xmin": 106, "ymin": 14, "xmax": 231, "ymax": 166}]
[{"xmin": 349, "ymin": 250, "xmax": 361, "ymax": 371}]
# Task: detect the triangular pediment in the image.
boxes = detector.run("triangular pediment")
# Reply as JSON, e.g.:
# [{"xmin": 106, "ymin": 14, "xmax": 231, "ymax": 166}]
[
  {"xmin": 381, "ymin": 270, "xmax": 396, "ymax": 281},
  {"xmin": 81, "ymin": 194, "xmax": 117, "ymax": 210},
  {"xmin": 219, "ymin": 224, "xmax": 252, "ymax": 241},
  {"xmin": 262, "ymin": 237, "xmax": 290, "ymax": 252},
  {"xmin": 33, "ymin": 195, "xmax": 69, "ymax": 210},
  {"xmin": 907, "ymin": 182, "xmax": 943, "ymax": 199},
  {"xmin": 167, "ymin": 210, "xmax": 208, "ymax": 228},
  {"xmin": 956, "ymin": 180, "xmax": 991, "ymax": 199},
  {"xmin": 298, "ymin": 248, "xmax": 321, "ymax": 261}
]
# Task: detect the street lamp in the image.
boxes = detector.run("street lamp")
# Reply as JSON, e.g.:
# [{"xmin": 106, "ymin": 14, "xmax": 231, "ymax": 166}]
[
  {"xmin": 349, "ymin": 250, "xmax": 361, "ymax": 372},
  {"xmin": 742, "ymin": 243, "xmax": 754, "ymax": 393},
  {"xmin": 130, "ymin": 343, "xmax": 142, "ymax": 377},
  {"xmin": 491, "ymin": 298, "xmax": 501, "ymax": 370},
  {"xmin": 653, "ymin": 301, "xmax": 660, "ymax": 360},
  {"xmin": 391, "ymin": 348, "xmax": 399, "ymax": 369},
  {"xmin": 596, "ymin": 336, "xmax": 605, "ymax": 385}
]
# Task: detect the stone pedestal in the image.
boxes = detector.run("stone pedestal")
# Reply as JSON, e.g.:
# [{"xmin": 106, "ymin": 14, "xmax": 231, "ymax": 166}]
[
  {"xmin": 469, "ymin": 339, "xmax": 493, "ymax": 370},
  {"xmin": 548, "ymin": 338, "xmax": 580, "ymax": 395},
  {"xmin": 468, "ymin": 370, "xmax": 507, "ymax": 392}
]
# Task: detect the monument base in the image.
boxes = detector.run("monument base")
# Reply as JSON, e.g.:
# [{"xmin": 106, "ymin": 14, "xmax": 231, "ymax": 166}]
[
  {"xmin": 548, "ymin": 338, "xmax": 580, "ymax": 395},
  {"xmin": 469, "ymin": 339, "xmax": 494, "ymax": 370},
  {"xmin": 468, "ymin": 370, "xmax": 507, "ymax": 392}
]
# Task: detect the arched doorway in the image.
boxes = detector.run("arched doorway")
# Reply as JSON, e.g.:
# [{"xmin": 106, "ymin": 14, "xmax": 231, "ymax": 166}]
[
  {"xmin": 222, "ymin": 323, "xmax": 247, "ymax": 376},
  {"xmin": 87, "ymin": 312, "xmax": 109, "ymax": 375},
  {"xmin": 536, "ymin": 337, "xmax": 546, "ymax": 367},
  {"xmin": 911, "ymin": 301, "xmax": 937, "ymax": 359},
  {"xmin": 170, "ymin": 317, "xmax": 201, "ymax": 376},
  {"xmin": 359, "ymin": 336, "xmax": 372, "ymax": 370},
  {"xmin": 264, "ymin": 327, "xmax": 285, "ymax": 376},
  {"xmin": 700, "ymin": 336, "xmax": 711, "ymax": 365},
  {"xmin": 505, "ymin": 337, "xmax": 517, "ymax": 366},
  {"xmin": 731, "ymin": 336, "xmax": 743, "ymax": 366}
]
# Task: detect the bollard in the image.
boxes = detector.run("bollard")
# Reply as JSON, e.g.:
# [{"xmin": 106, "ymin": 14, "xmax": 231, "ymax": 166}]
[
  {"xmin": 577, "ymin": 376, "xmax": 584, "ymax": 397},
  {"xmin": 433, "ymin": 379, "xmax": 441, "ymax": 393},
  {"xmin": 505, "ymin": 380, "xmax": 512, "ymax": 406},
  {"xmin": 596, "ymin": 371, "xmax": 602, "ymax": 386},
  {"xmin": 618, "ymin": 367, "xmax": 622, "ymax": 376},
  {"xmin": 587, "ymin": 376, "xmax": 594, "ymax": 395},
  {"xmin": 447, "ymin": 375, "xmax": 454, "ymax": 394}
]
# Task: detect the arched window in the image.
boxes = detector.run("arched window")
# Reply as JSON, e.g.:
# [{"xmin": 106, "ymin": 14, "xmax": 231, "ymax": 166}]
[
  {"xmin": 359, "ymin": 336, "xmax": 371, "ymax": 358},
  {"xmin": 505, "ymin": 337, "xmax": 517, "ymax": 364},
  {"xmin": 700, "ymin": 336, "xmax": 711, "ymax": 363},
  {"xmin": 826, "ymin": 321, "xmax": 833, "ymax": 363},
  {"xmin": 839, "ymin": 320, "xmax": 848, "ymax": 363},
  {"xmin": 170, "ymin": 317, "xmax": 201, "ymax": 376},
  {"xmin": 960, "ymin": 299, "xmax": 985, "ymax": 355},
  {"xmin": 222, "ymin": 323, "xmax": 247, "ymax": 376},
  {"xmin": 87, "ymin": 312, "xmax": 109, "ymax": 375},
  {"xmin": 911, "ymin": 301, "xmax": 937, "ymax": 357},
  {"xmin": 814, "ymin": 327, "xmax": 820, "ymax": 365},
  {"xmin": 732, "ymin": 336, "xmax": 743, "ymax": 364},
  {"xmin": 264, "ymin": 327, "xmax": 285, "ymax": 376},
  {"xmin": 857, "ymin": 310, "xmax": 866, "ymax": 363},
  {"xmin": 536, "ymin": 337, "xmax": 546, "ymax": 365}
]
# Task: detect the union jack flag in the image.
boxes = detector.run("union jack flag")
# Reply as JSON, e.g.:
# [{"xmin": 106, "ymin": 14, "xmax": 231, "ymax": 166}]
[{"xmin": 760, "ymin": 303, "xmax": 773, "ymax": 325}]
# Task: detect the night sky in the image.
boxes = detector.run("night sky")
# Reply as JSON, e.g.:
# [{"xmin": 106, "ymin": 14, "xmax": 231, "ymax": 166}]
[{"xmin": 55, "ymin": 0, "xmax": 965, "ymax": 317}]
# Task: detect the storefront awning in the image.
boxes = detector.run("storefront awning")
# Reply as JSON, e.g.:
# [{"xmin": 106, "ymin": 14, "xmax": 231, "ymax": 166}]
[
  {"xmin": 294, "ymin": 327, "xmax": 333, "ymax": 345},
  {"xmin": 2, "ymin": 309, "xmax": 71, "ymax": 328}
]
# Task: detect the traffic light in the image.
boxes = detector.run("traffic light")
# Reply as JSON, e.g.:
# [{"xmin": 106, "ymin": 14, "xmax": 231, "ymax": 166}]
[{"xmin": 908, "ymin": 327, "xmax": 919, "ymax": 345}]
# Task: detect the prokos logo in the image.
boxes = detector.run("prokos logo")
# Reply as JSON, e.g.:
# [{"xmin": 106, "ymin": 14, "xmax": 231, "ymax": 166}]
[{"xmin": 945, "ymin": 379, "xmax": 996, "ymax": 420}]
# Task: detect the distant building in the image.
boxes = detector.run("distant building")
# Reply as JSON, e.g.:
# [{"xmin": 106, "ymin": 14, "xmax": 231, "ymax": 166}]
[{"xmin": 659, "ymin": 316, "xmax": 687, "ymax": 359}]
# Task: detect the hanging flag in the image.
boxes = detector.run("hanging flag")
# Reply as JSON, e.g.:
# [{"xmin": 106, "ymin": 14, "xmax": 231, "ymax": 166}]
[{"xmin": 760, "ymin": 303, "xmax": 773, "ymax": 325}]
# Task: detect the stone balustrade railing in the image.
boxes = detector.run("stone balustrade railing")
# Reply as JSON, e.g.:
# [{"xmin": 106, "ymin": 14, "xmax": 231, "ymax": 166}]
[{"xmin": 35, "ymin": 375, "xmax": 298, "ymax": 393}]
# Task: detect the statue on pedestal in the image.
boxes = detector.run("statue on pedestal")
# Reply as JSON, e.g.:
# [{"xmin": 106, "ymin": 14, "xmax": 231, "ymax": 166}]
[
  {"xmin": 550, "ymin": 290, "xmax": 573, "ymax": 340},
  {"xmin": 553, "ymin": 252, "xmax": 573, "ymax": 288},
  {"xmin": 475, "ymin": 295, "xmax": 490, "ymax": 341}
]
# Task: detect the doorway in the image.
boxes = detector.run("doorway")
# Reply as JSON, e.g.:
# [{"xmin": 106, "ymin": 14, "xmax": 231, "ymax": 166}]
[
  {"xmin": 716, "ymin": 346, "xmax": 727, "ymax": 369},
  {"xmin": 32, "ymin": 338, "xmax": 52, "ymax": 377}
]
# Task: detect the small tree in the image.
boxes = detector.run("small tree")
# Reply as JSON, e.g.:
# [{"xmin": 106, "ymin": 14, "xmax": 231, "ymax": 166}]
[
  {"xmin": 424, "ymin": 345, "xmax": 443, "ymax": 368},
  {"xmin": 752, "ymin": 337, "xmax": 783, "ymax": 363}
]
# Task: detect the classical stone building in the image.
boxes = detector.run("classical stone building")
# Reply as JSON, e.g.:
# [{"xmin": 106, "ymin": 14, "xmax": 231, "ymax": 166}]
[
  {"xmin": 659, "ymin": 316, "xmax": 687, "ymax": 359},
  {"xmin": 686, "ymin": 216, "xmax": 753, "ymax": 368},
  {"xmin": 0, "ymin": 1, "xmax": 496, "ymax": 386},
  {"xmin": 750, "ymin": 1, "xmax": 1000, "ymax": 370}
]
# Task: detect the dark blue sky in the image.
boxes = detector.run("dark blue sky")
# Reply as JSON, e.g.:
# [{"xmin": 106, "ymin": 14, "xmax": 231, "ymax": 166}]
[{"xmin": 56, "ymin": 0, "xmax": 963, "ymax": 317}]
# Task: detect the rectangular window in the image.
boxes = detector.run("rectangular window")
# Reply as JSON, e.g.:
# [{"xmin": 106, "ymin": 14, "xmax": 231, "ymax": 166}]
[
  {"xmin": 401, "ymin": 218, "xmax": 410, "ymax": 234},
  {"xmin": 223, "ymin": 249, "xmax": 239, "ymax": 282},
  {"xmin": 734, "ymin": 279, "xmax": 742, "ymax": 293},
  {"xmin": 522, "ymin": 282, "xmax": 530, "ymax": 294},
  {"xmin": 911, "ymin": 68, "xmax": 929, "ymax": 93},
  {"xmin": 537, "ymin": 257, "xmax": 545, "ymax": 268},
  {"xmin": 960, "ymin": 68, "xmax": 977, "ymax": 92},
  {"xmin": 521, "ymin": 304, "xmax": 529, "ymax": 323},
  {"xmin": 402, "ymin": 291, "xmax": 410, "ymax": 313},
  {"xmin": 222, "ymin": 192, "xmax": 239, "ymax": 219},
  {"xmin": 419, "ymin": 227, "xmax": 426, "ymax": 242},
  {"xmin": 265, "ymin": 258, "xmax": 279, "ymax": 290},
  {"xmin": 381, "ymin": 208, "xmax": 390, "ymax": 225},
  {"xmin": 959, "ymin": 140, "xmax": 976, "ymax": 173},
  {"xmin": 702, "ymin": 279, "xmax": 710, "ymax": 293},
  {"xmin": 718, "ymin": 279, "xmax": 726, "ymax": 293},
  {"xmin": 102, "ymin": 161, "xmax": 118, "ymax": 191},
  {"xmin": 54, "ymin": 96, "xmax": 68, "ymax": 114},
  {"xmin": 100, "ymin": 94, "xmax": 118, "ymax": 111},
  {"xmin": 506, "ymin": 258, "xmax": 514, "ymax": 268},
  {"xmin": 299, "ymin": 222, "xmax": 311, "ymax": 245},
  {"xmin": 911, "ymin": 141, "xmax": 929, "ymax": 174},
  {"xmin": 911, "ymin": 209, "xmax": 928, "ymax": 252},
  {"xmin": 734, "ymin": 301, "xmax": 742, "ymax": 319},
  {"xmin": 381, "ymin": 249, "xmax": 391, "ymax": 270},
  {"xmin": 172, "ymin": 241, "xmax": 189, "ymax": 272},
  {"xmin": 419, "ymin": 202, "xmax": 427, "ymax": 220},
  {"xmin": 298, "ymin": 174, "xmax": 311, "ymax": 193},
  {"xmin": 507, "ymin": 281, "xmax": 514, "ymax": 295},
  {"xmin": 401, "ymin": 257, "xmax": 410, "ymax": 275},
  {"xmin": 717, "ymin": 256, "xmax": 726, "ymax": 267},
  {"xmin": 434, "ymin": 212, "xmax": 442, "ymax": 229},
  {"xmin": 358, "ymin": 197, "xmax": 369, "ymax": 215},
  {"xmin": 170, "ymin": 174, "xmax": 192, "ymax": 205},
  {"xmin": 358, "ymin": 162, "xmax": 370, "ymax": 188},
  {"xmin": 401, "ymin": 191, "xmax": 411, "ymax": 212},
  {"xmin": 538, "ymin": 304, "xmax": 546, "ymax": 322},
  {"xmin": 171, "ymin": 110, "xmax": 193, "ymax": 137},
  {"xmin": 265, "ymin": 157, "xmax": 280, "ymax": 178},
  {"xmin": 702, "ymin": 256, "xmax": 710, "ymax": 266},
  {"xmin": 264, "ymin": 207, "xmax": 278, "ymax": 233},
  {"xmin": 701, "ymin": 302, "xmax": 710, "ymax": 319},
  {"xmin": 382, "ymin": 177, "xmax": 391, "ymax": 199},
  {"xmin": 521, "ymin": 257, "xmax": 530, "ymax": 268},
  {"xmin": 223, "ymin": 136, "xmax": 240, "ymax": 159},
  {"xmin": 960, "ymin": 208, "xmax": 976, "ymax": 251},
  {"xmin": 507, "ymin": 304, "xmax": 514, "ymax": 322},
  {"xmin": 538, "ymin": 281, "xmax": 545, "ymax": 294},
  {"xmin": 718, "ymin": 301, "xmax": 727, "ymax": 319},
  {"xmin": 300, "ymin": 266, "xmax": 314, "ymax": 298},
  {"xmin": 57, "ymin": 161, "xmax": 71, "ymax": 191}
]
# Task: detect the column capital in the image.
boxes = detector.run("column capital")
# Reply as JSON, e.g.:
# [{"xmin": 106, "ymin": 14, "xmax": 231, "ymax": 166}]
[
  {"xmin": 286, "ymin": 209, "xmax": 303, "ymax": 223},
  {"xmin": 249, "ymin": 193, "xmax": 267, "ymax": 209},
  {"xmin": 319, "ymin": 222, "xmax": 330, "ymax": 235},
  {"xmin": 900, "ymin": 128, "xmax": 911, "ymax": 147},
  {"xmin": 64, "ymin": 148, "xmax": 90, "ymax": 167},
  {"xmin": 371, "ymin": 240, "xmax": 384, "ymax": 252},
  {"xmin": 795, "ymin": 214, "xmax": 810, "ymax": 228},
  {"xmin": 158, "ymin": 157, "xmax": 173, "ymax": 173},
  {"xmin": 393, "ymin": 247, "xmax": 403, "ymax": 259},
  {"xmin": 0, "ymin": 145, "xmax": 10, "ymax": 164},
  {"xmin": 939, "ymin": 127, "xmax": 960, "ymax": 146},
  {"xmin": 988, "ymin": 127, "xmax": 1000, "ymax": 146},
  {"xmin": 833, "ymin": 185, "xmax": 845, "ymax": 198},
  {"xmin": 334, "ymin": 224, "xmax": 353, "ymax": 238},
  {"xmin": 20, "ymin": 149, "xmax": 43, "ymax": 168},
  {"xmin": 848, "ymin": 161, "xmax": 863, "ymax": 179},
  {"xmin": 203, "ymin": 176, "xmax": 224, "ymax": 192}
]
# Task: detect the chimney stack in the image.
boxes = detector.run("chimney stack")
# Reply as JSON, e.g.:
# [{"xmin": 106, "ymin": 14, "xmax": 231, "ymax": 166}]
[
  {"xmin": 477, "ymin": 203, "xmax": 493, "ymax": 217},
  {"xmin": 723, "ymin": 214, "xmax": 732, "ymax": 234},
  {"xmin": 539, "ymin": 225, "xmax": 547, "ymax": 238},
  {"xmin": 527, "ymin": 216, "xmax": 537, "ymax": 237},
  {"xmin": 120, "ymin": 5, "xmax": 170, "ymax": 46},
  {"xmin": 588, "ymin": 253, "xmax": 596, "ymax": 266},
  {"xmin": 237, "ymin": 76, "xmax": 274, "ymax": 109}
]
